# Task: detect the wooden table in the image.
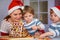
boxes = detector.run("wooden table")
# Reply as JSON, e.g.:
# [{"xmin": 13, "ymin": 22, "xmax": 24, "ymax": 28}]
[
  {"xmin": 0, "ymin": 36, "xmax": 51, "ymax": 40},
  {"xmin": 0, "ymin": 36, "xmax": 34, "ymax": 40}
]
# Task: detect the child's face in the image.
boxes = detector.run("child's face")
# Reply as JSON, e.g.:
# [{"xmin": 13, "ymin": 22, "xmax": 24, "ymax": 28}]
[
  {"xmin": 23, "ymin": 12, "xmax": 34, "ymax": 23},
  {"xmin": 50, "ymin": 11, "xmax": 60, "ymax": 23}
]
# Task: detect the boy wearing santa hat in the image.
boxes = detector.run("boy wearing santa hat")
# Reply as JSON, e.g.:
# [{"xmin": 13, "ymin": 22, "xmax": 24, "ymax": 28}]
[{"xmin": 39, "ymin": 6, "xmax": 60, "ymax": 39}]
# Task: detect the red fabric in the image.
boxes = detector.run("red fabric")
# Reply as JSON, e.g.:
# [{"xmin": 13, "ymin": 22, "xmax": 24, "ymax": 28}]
[
  {"xmin": 8, "ymin": 0, "xmax": 24, "ymax": 10},
  {"xmin": 38, "ymin": 30, "xmax": 45, "ymax": 34},
  {"xmin": 1, "ymin": 32, "xmax": 9, "ymax": 36},
  {"xmin": 0, "ymin": 38, "xmax": 8, "ymax": 40},
  {"xmin": 12, "ymin": 0, "xmax": 22, "ymax": 1},
  {"xmin": 56, "ymin": 6, "xmax": 60, "ymax": 10}
]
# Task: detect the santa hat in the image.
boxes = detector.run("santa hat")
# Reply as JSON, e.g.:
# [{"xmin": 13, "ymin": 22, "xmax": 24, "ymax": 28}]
[
  {"xmin": 8, "ymin": 0, "xmax": 24, "ymax": 15},
  {"xmin": 51, "ymin": 6, "xmax": 60, "ymax": 18}
]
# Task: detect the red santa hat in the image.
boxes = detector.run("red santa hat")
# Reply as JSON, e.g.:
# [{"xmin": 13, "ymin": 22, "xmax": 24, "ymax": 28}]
[
  {"xmin": 51, "ymin": 6, "xmax": 60, "ymax": 18},
  {"xmin": 8, "ymin": 0, "xmax": 24, "ymax": 15}
]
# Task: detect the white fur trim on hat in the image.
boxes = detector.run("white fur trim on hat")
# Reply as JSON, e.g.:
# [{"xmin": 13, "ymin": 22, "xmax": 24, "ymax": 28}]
[
  {"xmin": 8, "ymin": 6, "xmax": 24, "ymax": 15},
  {"xmin": 51, "ymin": 7, "xmax": 60, "ymax": 18}
]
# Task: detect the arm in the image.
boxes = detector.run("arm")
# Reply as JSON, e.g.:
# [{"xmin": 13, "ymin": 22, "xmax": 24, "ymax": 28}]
[
  {"xmin": 0, "ymin": 20, "xmax": 9, "ymax": 36},
  {"xmin": 36, "ymin": 19, "xmax": 45, "ymax": 30},
  {"xmin": 31, "ymin": 20, "xmax": 45, "ymax": 30},
  {"xmin": 39, "ymin": 31, "xmax": 54, "ymax": 38},
  {"xmin": 37, "ymin": 23, "xmax": 45, "ymax": 30},
  {"xmin": 36, "ymin": 23, "xmax": 45, "ymax": 34},
  {"xmin": 40, "ymin": 26, "xmax": 59, "ymax": 38}
]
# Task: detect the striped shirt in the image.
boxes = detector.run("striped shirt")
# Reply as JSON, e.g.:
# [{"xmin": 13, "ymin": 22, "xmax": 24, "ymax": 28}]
[
  {"xmin": 49, "ymin": 23, "xmax": 60, "ymax": 38},
  {"xmin": 24, "ymin": 18, "xmax": 45, "ymax": 35}
]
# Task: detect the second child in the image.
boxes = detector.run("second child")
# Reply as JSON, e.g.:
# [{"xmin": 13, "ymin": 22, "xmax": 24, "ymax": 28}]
[
  {"xmin": 23, "ymin": 6, "xmax": 45, "ymax": 37},
  {"xmin": 39, "ymin": 6, "xmax": 60, "ymax": 40}
]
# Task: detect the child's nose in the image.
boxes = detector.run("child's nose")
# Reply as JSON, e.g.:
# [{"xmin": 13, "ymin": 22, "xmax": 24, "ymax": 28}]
[
  {"xmin": 27, "ymin": 17, "xmax": 30, "ymax": 19},
  {"xmin": 50, "ymin": 17, "xmax": 53, "ymax": 20}
]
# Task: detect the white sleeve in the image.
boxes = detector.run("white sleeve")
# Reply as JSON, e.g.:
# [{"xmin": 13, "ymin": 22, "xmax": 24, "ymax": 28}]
[
  {"xmin": 0, "ymin": 20, "xmax": 9, "ymax": 33},
  {"xmin": 39, "ymin": 23, "xmax": 45, "ymax": 30}
]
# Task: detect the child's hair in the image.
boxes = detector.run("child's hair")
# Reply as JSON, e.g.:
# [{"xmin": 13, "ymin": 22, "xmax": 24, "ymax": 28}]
[
  {"xmin": 23, "ymin": 6, "xmax": 34, "ymax": 16},
  {"xmin": 50, "ymin": 9, "xmax": 54, "ymax": 15}
]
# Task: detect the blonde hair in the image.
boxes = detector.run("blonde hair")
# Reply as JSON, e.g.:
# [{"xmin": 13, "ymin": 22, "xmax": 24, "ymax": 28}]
[{"xmin": 23, "ymin": 6, "xmax": 34, "ymax": 16}]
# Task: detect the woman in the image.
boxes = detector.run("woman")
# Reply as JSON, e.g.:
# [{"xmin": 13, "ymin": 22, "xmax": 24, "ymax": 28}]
[{"xmin": 0, "ymin": 0, "xmax": 24, "ymax": 36}]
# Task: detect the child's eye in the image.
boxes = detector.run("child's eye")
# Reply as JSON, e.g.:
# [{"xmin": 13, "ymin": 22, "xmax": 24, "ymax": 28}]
[
  {"xmin": 19, "ymin": 13, "xmax": 22, "ymax": 15},
  {"xmin": 29, "ymin": 15, "xmax": 31, "ymax": 17},
  {"xmin": 24, "ymin": 16, "xmax": 27, "ymax": 18},
  {"xmin": 54, "ymin": 14, "xmax": 57, "ymax": 17}
]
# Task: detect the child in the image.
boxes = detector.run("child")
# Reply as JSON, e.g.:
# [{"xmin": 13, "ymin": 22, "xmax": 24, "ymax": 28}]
[
  {"xmin": 39, "ymin": 6, "xmax": 60, "ymax": 39},
  {"xmin": 23, "ymin": 6, "xmax": 45, "ymax": 38}
]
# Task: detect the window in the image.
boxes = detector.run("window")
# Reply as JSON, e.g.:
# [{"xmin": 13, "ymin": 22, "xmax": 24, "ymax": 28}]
[{"xmin": 30, "ymin": 0, "xmax": 48, "ymax": 24}]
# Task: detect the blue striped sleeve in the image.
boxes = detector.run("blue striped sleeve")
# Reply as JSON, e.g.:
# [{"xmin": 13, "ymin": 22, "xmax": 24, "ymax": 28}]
[
  {"xmin": 36, "ymin": 19, "xmax": 41, "ymax": 26},
  {"xmin": 49, "ymin": 28, "xmax": 57, "ymax": 38},
  {"xmin": 49, "ymin": 25, "xmax": 60, "ymax": 38},
  {"xmin": 36, "ymin": 19, "xmax": 45, "ymax": 29}
]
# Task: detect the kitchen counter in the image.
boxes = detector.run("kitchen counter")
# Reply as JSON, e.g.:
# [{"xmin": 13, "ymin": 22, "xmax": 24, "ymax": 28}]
[
  {"xmin": 0, "ymin": 36, "xmax": 34, "ymax": 40},
  {"xmin": 0, "ymin": 36, "xmax": 51, "ymax": 40}
]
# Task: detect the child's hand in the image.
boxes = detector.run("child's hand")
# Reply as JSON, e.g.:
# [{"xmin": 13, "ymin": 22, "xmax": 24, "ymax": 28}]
[
  {"xmin": 35, "ymin": 32, "xmax": 40, "ymax": 35},
  {"xmin": 31, "ymin": 26, "xmax": 38, "ymax": 30},
  {"xmin": 34, "ymin": 32, "xmax": 40, "ymax": 38},
  {"xmin": 39, "ymin": 34, "xmax": 46, "ymax": 39}
]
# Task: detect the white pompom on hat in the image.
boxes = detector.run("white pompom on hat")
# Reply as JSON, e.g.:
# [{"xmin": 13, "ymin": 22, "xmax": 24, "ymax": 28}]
[
  {"xmin": 51, "ymin": 6, "xmax": 60, "ymax": 18},
  {"xmin": 8, "ymin": 0, "xmax": 24, "ymax": 15}
]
